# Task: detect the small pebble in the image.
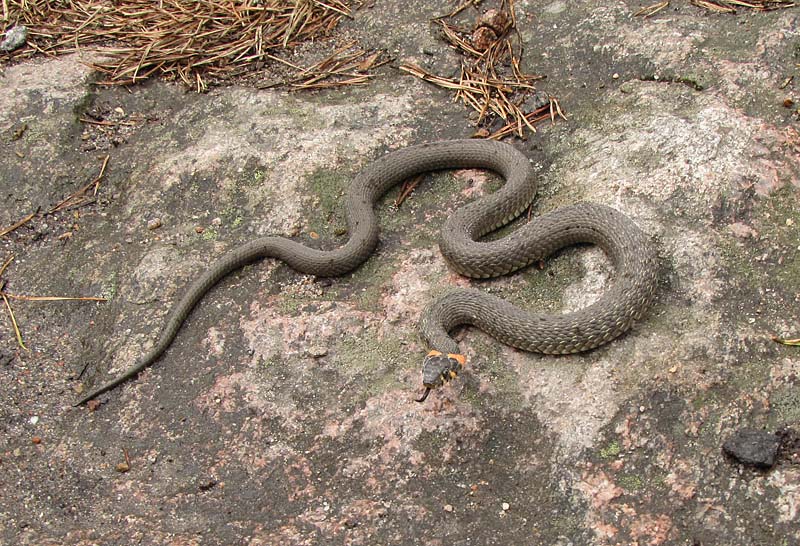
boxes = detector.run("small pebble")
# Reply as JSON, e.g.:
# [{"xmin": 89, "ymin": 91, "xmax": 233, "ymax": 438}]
[
  {"xmin": 612, "ymin": 72, "xmax": 620, "ymax": 79},
  {"xmin": 195, "ymin": 226, "xmax": 204, "ymax": 234},
  {"xmin": 0, "ymin": 25, "xmax": 28, "ymax": 53},
  {"xmin": 211, "ymin": 217, "xmax": 223, "ymax": 226},
  {"xmin": 443, "ymin": 504, "xmax": 454, "ymax": 512},
  {"xmin": 32, "ymin": 436, "xmax": 41, "ymax": 445},
  {"xmin": 723, "ymin": 428, "xmax": 780, "ymax": 469},
  {"xmin": 29, "ymin": 416, "xmax": 39, "ymax": 425},
  {"xmin": 147, "ymin": 218, "xmax": 162, "ymax": 230},
  {"xmin": 116, "ymin": 462, "xmax": 130, "ymax": 473},
  {"xmin": 502, "ymin": 502, "xmax": 510, "ymax": 511},
  {"xmin": 619, "ymin": 82, "xmax": 634, "ymax": 94}
]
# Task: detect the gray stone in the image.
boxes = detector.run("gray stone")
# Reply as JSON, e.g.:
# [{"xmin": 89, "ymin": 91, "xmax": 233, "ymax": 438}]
[{"xmin": 0, "ymin": 26, "xmax": 27, "ymax": 53}]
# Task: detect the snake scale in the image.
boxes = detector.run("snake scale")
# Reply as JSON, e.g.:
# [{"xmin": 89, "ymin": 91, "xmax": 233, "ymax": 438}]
[{"xmin": 75, "ymin": 139, "xmax": 658, "ymax": 406}]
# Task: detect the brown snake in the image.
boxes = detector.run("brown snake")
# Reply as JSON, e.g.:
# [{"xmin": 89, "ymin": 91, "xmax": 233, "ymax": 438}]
[{"xmin": 75, "ymin": 139, "xmax": 658, "ymax": 406}]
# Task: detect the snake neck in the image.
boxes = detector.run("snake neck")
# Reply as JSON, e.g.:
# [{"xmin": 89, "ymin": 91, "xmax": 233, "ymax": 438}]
[{"xmin": 419, "ymin": 294, "xmax": 468, "ymax": 356}]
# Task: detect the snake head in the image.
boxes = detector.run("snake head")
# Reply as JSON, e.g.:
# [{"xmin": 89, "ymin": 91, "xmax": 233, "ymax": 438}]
[{"xmin": 416, "ymin": 350, "xmax": 466, "ymax": 402}]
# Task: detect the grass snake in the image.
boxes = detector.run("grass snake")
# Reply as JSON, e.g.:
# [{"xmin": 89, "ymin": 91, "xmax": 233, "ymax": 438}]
[{"xmin": 75, "ymin": 139, "xmax": 658, "ymax": 406}]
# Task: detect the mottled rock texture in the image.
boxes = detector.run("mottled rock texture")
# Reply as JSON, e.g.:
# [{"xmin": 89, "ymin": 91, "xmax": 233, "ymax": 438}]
[{"xmin": 1, "ymin": 2, "xmax": 799, "ymax": 544}]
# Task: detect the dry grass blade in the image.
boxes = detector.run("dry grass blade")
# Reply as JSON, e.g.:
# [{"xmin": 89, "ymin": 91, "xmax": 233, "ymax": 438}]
[
  {"xmin": 0, "ymin": 253, "xmax": 106, "ymax": 350},
  {"xmin": 0, "ymin": 209, "xmax": 38, "ymax": 238},
  {"xmin": 49, "ymin": 155, "xmax": 109, "ymax": 214},
  {"xmin": 4, "ymin": 294, "xmax": 107, "ymax": 302},
  {"xmin": 439, "ymin": 20, "xmax": 483, "ymax": 57},
  {"xmin": 688, "ymin": 0, "xmax": 795, "ymax": 12},
  {"xmin": 286, "ymin": 41, "xmax": 388, "ymax": 90},
  {"xmin": 723, "ymin": 0, "xmax": 795, "ymax": 8},
  {"xmin": 635, "ymin": 0, "xmax": 793, "ymax": 17},
  {"xmin": 635, "ymin": 1, "xmax": 670, "ymax": 16},
  {"xmin": 771, "ymin": 335, "xmax": 800, "ymax": 346},
  {"xmin": 399, "ymin": 62, "xmax": 477, "ymax": 92},
  {"xmin": 0, "ymin": 255, "xmax": 13, "ymax": 277},
  {"xmin": 0, "ymin": 258, "xmax": 25, "ymax": 350},
  {"xmin": 754, "ymin": 0, "xmax": 791, "ymax": 7},
  {"xmin": 395, "ymin": 175, "xmax": 424, "ymax": 207},
  {"xmin": 691, "ymin": 0, "xmax": 737, "ymax": 12},
  {"xmin": 2, "ymin": 0, "xmax": 378, "ymax": 90},
  {"xmin": 1, "ymin": 291, "xmax": 27, "ymax": 350},
  {"xmin": 488, "ymin": 102, "xmax": 555, "ymax": 140}
]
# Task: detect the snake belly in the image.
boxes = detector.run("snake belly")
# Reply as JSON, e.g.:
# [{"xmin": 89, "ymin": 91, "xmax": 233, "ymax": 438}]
[{"xmin": 76, "ymin": 139, "xmax": 657, "ymax": 405}]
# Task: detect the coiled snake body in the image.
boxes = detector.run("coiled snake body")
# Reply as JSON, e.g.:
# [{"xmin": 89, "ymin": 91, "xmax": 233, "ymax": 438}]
[{"xmin": 76, "ymin": 140, "xmax": 658, "ymax": 406}]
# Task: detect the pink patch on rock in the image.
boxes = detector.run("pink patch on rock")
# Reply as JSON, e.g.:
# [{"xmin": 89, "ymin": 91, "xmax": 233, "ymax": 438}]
[
  {"xmin": 577, "ymin": 468, "xmax": 623, "ymax": 510},
  {"xmin": 727, "ymin": 222, "xmax": 758, "ymax": 239}
]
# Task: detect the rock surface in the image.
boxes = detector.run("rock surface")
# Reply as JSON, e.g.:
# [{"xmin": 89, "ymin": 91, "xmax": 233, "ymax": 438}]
[{"xmin": 1, "ymin": 2, "xmax": 799, "ymax": 545}]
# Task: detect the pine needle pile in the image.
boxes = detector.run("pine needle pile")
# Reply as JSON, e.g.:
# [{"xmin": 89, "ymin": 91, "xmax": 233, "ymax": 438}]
[
  {"xmin": 400, "ymin": 0, "xmax": 564, "ymax": 140},
  {"xmin": 1, "ymin": 0, "xmax": 382, "ymax": 91}
]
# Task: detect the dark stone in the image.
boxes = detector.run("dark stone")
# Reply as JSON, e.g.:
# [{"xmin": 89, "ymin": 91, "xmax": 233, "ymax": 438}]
[{"xmin": 722, "ymin": 428, "xmax": 780, "ymax": 469}]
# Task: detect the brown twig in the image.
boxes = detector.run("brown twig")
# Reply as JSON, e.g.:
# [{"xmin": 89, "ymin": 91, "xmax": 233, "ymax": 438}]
[
  {"xmin": 79, "ymin": 117, "xmax": 138, "ymax": 127},
  {"xmin": 282, "ymin": 41, "xmax": 388, "ymax": 90},
  {"xmin": 635, "ymin": 1, "xmax": 670, "ymax": 17},
  {"xmin": 488, "ymin": 102, "xmax": 556, "ymax": 140},
  {"xmin": 395, "ymin": 175, "xmax": 424, "ymax": 207},
  {"xmin": 772, "ymin": 334, "xmax": 800, "ymax": 346},
  {"xmin": 0, "ymin": 255, "xmax": 13, "ymax": 277},
  {"xmin": 0, "ymin": 258, "xmax": 26, "ymax": 350},
  {"xmin": 634, "ymin": 0, "xmax": 793, "ymax": 16},
  {"xmin": 1, "ymin": 290, "xmax": 26, "ymax": 350},
  {"xmin": 691, "ymin": 0, "xmax": 737, "ymax": 12},
  {"xmin": 0, "ymin": 209, "xmax": 39, "ymax": 238},
  {"xmin": 0, "ymin": 254, "xmax": 106, "ymax": 350},
  {"xmin": 3, "ymin": 294, "xmax": 107, "ymax": 302},
  {"xmin": 48, "ymin": 154, "xmax": 109, "ymax": 213},
  {"xmin": 1, "ymin": 155, "xmax": 109, "ymax": 240}
]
